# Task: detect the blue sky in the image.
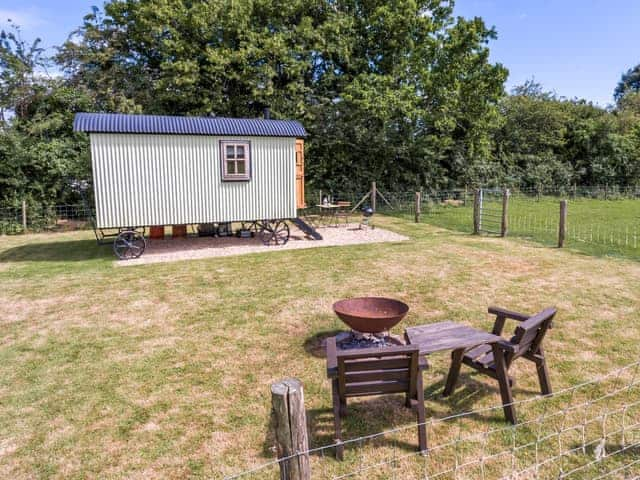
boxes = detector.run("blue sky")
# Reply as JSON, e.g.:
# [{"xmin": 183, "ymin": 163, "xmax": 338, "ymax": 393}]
[
  {"xmin": 454, "ymin": 0, "xmax": 640, "ymax": 106},
  {"xmin": 1, "ymin": 0, "xmax": 638, "ymax": 107}
]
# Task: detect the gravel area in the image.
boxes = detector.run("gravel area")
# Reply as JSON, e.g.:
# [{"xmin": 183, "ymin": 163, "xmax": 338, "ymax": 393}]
[{"xmin": 116, "ymin": 223, "xmax": 408, "ymax": 266}]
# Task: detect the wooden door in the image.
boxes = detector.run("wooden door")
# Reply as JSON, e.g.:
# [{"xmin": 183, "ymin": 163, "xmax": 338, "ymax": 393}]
[{"xmin": 295, "ymin": 139, "xmax": 305, "ymax": 209}]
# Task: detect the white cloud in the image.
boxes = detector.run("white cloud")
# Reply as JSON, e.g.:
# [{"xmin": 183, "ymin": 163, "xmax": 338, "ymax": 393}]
[{"xmin": 0, "ymin": 7, "xmax": 47, "ymax": 30}]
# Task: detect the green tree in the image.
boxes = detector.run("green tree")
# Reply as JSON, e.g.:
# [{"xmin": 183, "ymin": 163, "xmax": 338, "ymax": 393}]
[
  {"xmin": 0, "ymin": 24, "xmax": 93, "ymax": 207},
  {"xmin": 0, "ymin": 23, "xmax": 48, "ymax": 122},
  {"xmin": 5, "ymin": 0, "xmax": 634, "ymax": 207},
  {"xmin": 57, "ymin": 0, "xmax": 335, "ymax": 117},
  {"xmin": 58, "ymin": 0, "xmax": 508, "ymax": 191},
  {"xmin": 494, "ymin": 81, "xmax": 640, "ymax": 189},
  {"xmin": 614, "ymin": 63, "xmax": 640, "ymax": 103}
]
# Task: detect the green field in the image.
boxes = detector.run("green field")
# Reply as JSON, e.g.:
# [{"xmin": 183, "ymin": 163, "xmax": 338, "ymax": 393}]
[
  {"xmin": 394, "ymin": 194, "xmax": 640, "ymax": 259},
  {"xmin": 2, "ymin": 215, "xmax": 640, "ymax": 478}
]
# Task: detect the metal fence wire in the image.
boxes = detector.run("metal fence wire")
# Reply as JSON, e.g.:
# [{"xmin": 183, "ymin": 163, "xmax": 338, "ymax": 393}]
[
  {"xmin": 0, "ymin": 204, "xmax": 92, "ymax": 234},
  {"xmin": 308, "ymin": 185, "xmax": 640, "ymax": 257},
  {"xmin": 4, "ymin": 187, "xmax": 640, "ymax": 259},
  {"xmin": 225, "ymin": 359, "xmax": 640, "ymax": 480}
]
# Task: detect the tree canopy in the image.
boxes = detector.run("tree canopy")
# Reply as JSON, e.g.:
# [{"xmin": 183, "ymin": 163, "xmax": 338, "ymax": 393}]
[
  {"xmin": 614, "ymin": 63, "xmax": 640, "ymax": 103},
  {"xmin": 54, "ymin": 0, "xmax": 508, "ymax": 191},
  {"xmin": 0, "ymin": 1, "xmax": 639, "ymax": 209}
]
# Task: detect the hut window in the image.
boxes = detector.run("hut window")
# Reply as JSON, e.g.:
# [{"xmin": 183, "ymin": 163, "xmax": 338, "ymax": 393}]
[{"xmin": 220, "ymin": 141, "xmax": 251, "ymax": 181}]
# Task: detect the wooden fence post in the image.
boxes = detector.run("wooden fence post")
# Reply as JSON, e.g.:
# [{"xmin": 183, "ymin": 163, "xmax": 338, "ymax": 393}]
[
  {"xmin": 271, "ymin": 378, "xmax": 310, "ymax": 480},
  {"xmin": 22, "ymin": 200, "xmax": 27, "ymax": 232},
  {"xmin": 371, "ymin": 181, "xmax": 377, "ymax": 212},
  {"xmin": 414, "ymin": 191, "xmax": 421, "ymax": 223},
  {"xmin": 558, "ymin": 200, "xmax": 567, "ymax": 248},
  {"xmin": 501, "ymin": 188, "xmax": 510, "ymax": 237},
  {"xmin": 473, "ymin": 189, "xmax": 481, "ymax": 234}
]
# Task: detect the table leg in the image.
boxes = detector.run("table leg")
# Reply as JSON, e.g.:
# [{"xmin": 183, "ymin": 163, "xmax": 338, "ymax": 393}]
[
  {"xmin": 443, "ymin": 348, "xmax": 464, "ymax": 397},
  {"xmin": 491, "ymin": 343, "xmax": 516, "ymax": 424},
  {"xmin": 329, "ymin": 209, "xmax": 338, "ymax": 227}
]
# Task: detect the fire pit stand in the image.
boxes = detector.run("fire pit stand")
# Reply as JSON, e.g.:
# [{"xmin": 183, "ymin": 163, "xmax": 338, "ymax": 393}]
[
  {"xmin": 330, "ymin": 297, "xmax": 410, "ymax": 350},
  {"xmin": 334, "ymin": 330, "xmax": 404, "ymax": 350}
]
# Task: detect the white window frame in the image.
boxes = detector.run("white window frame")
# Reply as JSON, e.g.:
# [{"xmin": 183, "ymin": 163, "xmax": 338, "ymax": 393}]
[{"xmin": 220, "ymin": 140, "xmax": 251, "ymax": 181}]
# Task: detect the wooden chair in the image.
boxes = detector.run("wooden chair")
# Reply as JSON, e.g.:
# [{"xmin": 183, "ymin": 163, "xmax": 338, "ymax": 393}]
[
  {"xmin": 326, "ymin": 337, "xmax": 427, "ymax": 459},
  {"xmin": 443, "ymin": 306, "xmax": 557, "ymax": 424}
]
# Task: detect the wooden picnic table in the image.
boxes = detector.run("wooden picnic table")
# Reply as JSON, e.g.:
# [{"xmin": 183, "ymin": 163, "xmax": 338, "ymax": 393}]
[
  {"xmin": 324, "ymin": 320, "xmax": 530, "ymax": 425},
  {"xmin": 405, "ymin": 320, "xmax": 516, "ymax": 422},
  {"xmin": 316, "ymin": 203, "xmax": 341, "ymax": 226},
  {"xmin": 404, "ymin": 321, "xmax": 504, "ymax": 355},
  {"xmin": 327, "ymin": 322, "xmax": 502, "ymax": 381}
]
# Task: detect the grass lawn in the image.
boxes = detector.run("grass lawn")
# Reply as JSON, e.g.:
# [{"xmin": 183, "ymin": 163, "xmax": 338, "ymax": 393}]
[
  {"xmin": 407, "ymin": 194, "xmax": 640, "ymax": 259},
  {"xmin": 1, "ymin": 216, "xmax": 640, "ymax": 478}
]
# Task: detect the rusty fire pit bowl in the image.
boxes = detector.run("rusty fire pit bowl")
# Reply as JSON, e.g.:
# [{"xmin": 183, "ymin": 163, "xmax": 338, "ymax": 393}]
[{"xmin": 332, "ymin": 297, "xmax": 409, "ymax": 333}]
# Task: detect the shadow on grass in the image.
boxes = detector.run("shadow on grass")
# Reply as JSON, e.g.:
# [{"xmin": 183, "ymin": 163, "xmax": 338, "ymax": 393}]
[
  {"xmin": 303, "ymin": 330, "xmax": 345, "ymax": 358},
  {"xmin": 0, "ymin": 239, "xmax": 111, "ymax": 263},
  {"xmin": 307, "ymin": 402, "xmax": 424, "ymax": 456},
  {"xmin": 425, "ymin": 372, "xmax": 543, "ymax": 424},
  {"xmin": 263, "ymin": 396, "xmax": 424, "ymax": 460},
  {"xmin": 260, "ymin": 376, "xmax": 547, "ymax": 463}
]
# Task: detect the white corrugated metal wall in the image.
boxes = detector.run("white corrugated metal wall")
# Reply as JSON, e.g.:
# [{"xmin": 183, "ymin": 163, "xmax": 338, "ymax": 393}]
[{"xmin": 90, "ymin": 133, "xmax": 297, "ymax": 228}]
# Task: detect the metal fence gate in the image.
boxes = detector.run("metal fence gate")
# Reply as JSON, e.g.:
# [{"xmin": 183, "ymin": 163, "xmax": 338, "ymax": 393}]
[{"xmin": 477, "ymin": 188, "xmax": 504, "ymax": 235}]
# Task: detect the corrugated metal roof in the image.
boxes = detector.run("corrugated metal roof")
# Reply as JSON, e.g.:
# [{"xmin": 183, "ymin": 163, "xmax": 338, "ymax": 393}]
[{"xmin": 73, "ymin": 112, "xmax": 306, "ymax": 137}]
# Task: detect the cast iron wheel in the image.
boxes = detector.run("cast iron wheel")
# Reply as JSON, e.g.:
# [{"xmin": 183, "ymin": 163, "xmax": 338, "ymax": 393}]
[
  {"xmin": 258, "ymin": 220, "xmax": 290, "ymax": 246},
  {"xmin": 113, "ymin": 230, "xmax": 146, "ymax": 260}
]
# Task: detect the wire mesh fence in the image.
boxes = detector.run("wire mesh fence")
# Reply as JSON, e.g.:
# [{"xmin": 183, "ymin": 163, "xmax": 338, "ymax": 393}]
[
  {"xmin": 4, "ymin": 186, "xmax": 639, "ymax": 260},
  {"xmin": 0, "ymin": 204, "xmax": 92, "ymax": 235},
  {"xmin": 225, "ymin": 359, "xmax": 640, "ymax": 480},
  {"xmin": 506, "ymin": 190, "xmax": 640, "ymax": 257},
  {"xmin": 307, "ymin": 185, "xmax": 640, "ymax": 258},
  {"xmin": 306, "ymin": 188, "xmax": 474, "ymax": 233}
]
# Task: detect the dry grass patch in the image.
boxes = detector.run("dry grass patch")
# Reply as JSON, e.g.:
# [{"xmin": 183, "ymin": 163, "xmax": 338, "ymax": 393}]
[{"xmin": 1, "ymin": 216, "xmax": 640, "ymax": 478}]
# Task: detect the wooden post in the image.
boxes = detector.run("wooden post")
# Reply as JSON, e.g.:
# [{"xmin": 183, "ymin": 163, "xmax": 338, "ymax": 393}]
[
  {"xmin": 414, "ymin": 191, "xmax": 421, "ymax": 223},
  {"xmin": 463, "ymin": 186, "xmax": 468, "ymax": 206},
  {"xmin": 271, "ymin": 378, "xmax": 310, "ymax": 480},
  {"xmin": 501, "ymin": 188, "xmax": 510, "ymax": 237},
  {"xmin": 21, "ymin": 200, "xmax": 27, "ymax": 232},
  {"xmin": 473, "ymin": 189, "xmax": 481, "ymax": 234},
  {"xmin": 371, "ymin": 181, "xmax": 377, "ymax": 212},
  {"xmin": 350, "ymin": 190, "xmax": 371, "ymax": 213},
  {"xmin": 558, "ymin": 200, "xmax": 567, "ymax": 247}
]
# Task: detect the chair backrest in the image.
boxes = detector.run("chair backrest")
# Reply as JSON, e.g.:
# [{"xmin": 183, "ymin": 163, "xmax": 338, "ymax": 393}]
[
  {"xmin": 336, "ymin": 344, "xmax": 420, "ymax": 399},
  {"xmin": 509, "ymin": 307, "xmax": 557, "ymax": 361}
]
